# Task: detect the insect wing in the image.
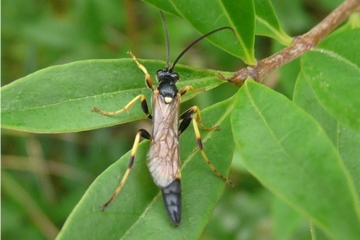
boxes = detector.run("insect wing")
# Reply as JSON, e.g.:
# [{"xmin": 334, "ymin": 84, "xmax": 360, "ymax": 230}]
[{"xmin": 147, "ymin": 92, "xmax": 180, "ymax": 188}]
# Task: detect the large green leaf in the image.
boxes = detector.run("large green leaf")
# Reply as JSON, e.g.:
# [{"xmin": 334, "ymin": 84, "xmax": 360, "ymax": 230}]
[
  {"xmin": 145, "ymin": 0, "xmax": 292, "ymax": 58},
  {"xmin": 56, "ymin": 96, "xmax": 235, "ymax": 239},
  {"xmin": 301, "ymin": 29, "xmax": 360, "ymax": 133},
  {"xmin": 294, "ymin": 71, "xmax": 360, "ymax": 210},
  {"xmin": 1, "ymin": 59, "xmax": 226, "ymax": 133},
  {"xmin": 231, "ymin": 80, "xmax": 360, "ymax": 239},
  {"xmin": 294, "ymin": 71, "xmax": 360, "ymax": 239},
  {"xmin": 143, "ymin": 0, "xmax": 180, "ymax": 17},
  {"xmin": 254, "ymin": 0, "xmax": 292, "ymax": 45},
  {"xmin": 170, "ymin": 0, "xmax": 255, "ymax": 64},
  {"xmin": 144, "ymin": 0, "xmax": 256, "ymax": 64},
  {"xmin": 272, "ymin": 196, "xmax": 304, "ymax": 240}
]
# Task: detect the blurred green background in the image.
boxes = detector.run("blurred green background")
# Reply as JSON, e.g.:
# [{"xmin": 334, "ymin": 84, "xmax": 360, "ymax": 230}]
[{"xmin": 2, "ymin": 0, "xmax": 339, "ymax": 239}]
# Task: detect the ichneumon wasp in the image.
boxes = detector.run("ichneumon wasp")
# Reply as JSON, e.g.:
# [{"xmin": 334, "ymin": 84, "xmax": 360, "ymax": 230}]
[{"xmin": 92, "ymin": 11, "xmax": 234, "ymax": 226}]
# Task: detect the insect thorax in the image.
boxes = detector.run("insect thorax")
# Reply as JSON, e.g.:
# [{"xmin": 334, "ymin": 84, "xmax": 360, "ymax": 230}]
[{"xmin": 158, "ymin": 81, "xmax": 178, "ymax": 104}]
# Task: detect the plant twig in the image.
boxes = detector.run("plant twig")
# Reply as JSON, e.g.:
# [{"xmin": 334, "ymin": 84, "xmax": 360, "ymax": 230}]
[{"xmin": 218, "ymin": 0, "xmax": 360, "ymax": 87}]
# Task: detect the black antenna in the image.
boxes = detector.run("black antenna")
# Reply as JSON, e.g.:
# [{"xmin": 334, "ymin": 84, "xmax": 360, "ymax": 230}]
[
  {"xmin": 170, "ymin": 26, "xmax": 234, "ymax": 71},
  {"xmin": 160, "ymin": 11, "xmax": 171, "ymax": 70}
]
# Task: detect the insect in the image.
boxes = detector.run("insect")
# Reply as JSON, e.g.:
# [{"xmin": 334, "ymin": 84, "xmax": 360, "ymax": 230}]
[{"xmin": 92, "ymin": 12, "xmax": 234, "ymax": 226}]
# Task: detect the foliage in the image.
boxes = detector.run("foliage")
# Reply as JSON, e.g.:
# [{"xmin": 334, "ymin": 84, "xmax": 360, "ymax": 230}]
[{"xmin": 2, "ymin": 0, "xmax": 359, "ymax": 239}]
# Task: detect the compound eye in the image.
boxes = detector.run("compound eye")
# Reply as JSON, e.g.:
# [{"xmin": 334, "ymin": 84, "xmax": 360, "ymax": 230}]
[
  {"xmin": 156, "ymin": 70, "xmax": 166, "ymax": 82},
  {"xmin": 171, "ymin": 72, "xmax": 179, "ymax": 82}
]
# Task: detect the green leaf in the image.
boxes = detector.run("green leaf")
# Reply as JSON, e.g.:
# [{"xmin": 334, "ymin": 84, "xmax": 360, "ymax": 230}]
[
  {"xmin": 231, "ymin": 80, "xmax": 360, "ymax": 239},
  {"xmin": 143, "ymin": 0, "xmax": 181, "ymax": 17},
  {"xmin": 294, "ymin": 71, "xmax": 360, "ymax": 209},
  {"xmin": 56, "ymin": 96, "xmax": 235, "ymax": 239},
  {"xmin": 284, "ymin": 72, "xmax": 338, "ymax": 240},
  {"xmin": 310, "ymin": 223, "xmax": 333, "ymax": 240},
  {"xmin": 254, "ymin": 0, "xmax": 292, "ymax": 45},
  {"xmin": 272, "ymin": 196, "xmax": 304, "ymax": 240},
  {"xmin": 301, "ymin": 29, "xmax": 360, "ymax": 133},
  {"xmin": 293, "ymin": 72, "xmax": 338, "ymax": 142},
  {"xmin": 1, "ymin": 59, "xmax": 226, "ymax": 133},
  {"xmin": 144, "ymin": 0, "xmax": 256, "ymax": 64},
  {"xmin": 145, "ymin": 0, "xmax": 292, "ymax": 59},
  {"xmin": 338, "ymin": 125, "xmax": 360, "ymax": 197},
  {"xmin": 218, "ymin": 0, "xmax": 255, "ymax": 62}
]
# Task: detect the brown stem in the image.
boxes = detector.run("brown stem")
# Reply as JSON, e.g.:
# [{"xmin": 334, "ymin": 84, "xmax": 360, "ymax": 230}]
[{"xmin": 219, "ymin": 0, "xmax": 360, "ymax": 87}]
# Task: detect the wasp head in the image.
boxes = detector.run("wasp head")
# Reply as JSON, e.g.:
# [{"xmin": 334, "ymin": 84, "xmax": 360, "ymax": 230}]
[
  {"xmin": 157, "ymin": 69, "xmax": 179, "ymax": 104},
  {"xmin": 156, "ymin": 69, "xmax": 179, "ymax": 84}
]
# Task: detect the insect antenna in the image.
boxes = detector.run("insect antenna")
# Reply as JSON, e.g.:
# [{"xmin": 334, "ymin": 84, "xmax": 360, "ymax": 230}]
[
  {"xmin": 169, "ymin": 26, "xmax": 234, "ymax": 71},
  {"xmin": 160, "ymin": 11, "xmax": 171, "ymax": 70}
]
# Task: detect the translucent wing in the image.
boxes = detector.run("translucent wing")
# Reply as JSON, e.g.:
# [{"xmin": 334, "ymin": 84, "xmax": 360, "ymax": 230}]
[{"xmin": 147, "ymin": 91, "xmax": 180, "ymax": 188}]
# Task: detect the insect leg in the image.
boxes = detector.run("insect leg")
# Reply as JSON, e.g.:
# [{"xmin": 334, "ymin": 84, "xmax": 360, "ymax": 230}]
[
  {"xmin": 127, "ymin": 51, "xmax": 154, "ymax": 90},
  {"xmin": 178, "ymin": 106, "xmax": 219, "ymax": 135},
  {"xmin": 92, "ymin": 51, "xmax": 154, "ymax": 119},
  {"xmin": 101, "ymin": 129, "xmax": 152, "ymax": 210},
  {"xmin": 179, "ymin": 85, "xmax": 205, "ymax": 96},
  {"xmin": 92, "ymin": 94, "xmax": 152, "ymax": 120},
  {"xmin": 179, "ymin": 106, "xmax": 233, "ymax": 187}
]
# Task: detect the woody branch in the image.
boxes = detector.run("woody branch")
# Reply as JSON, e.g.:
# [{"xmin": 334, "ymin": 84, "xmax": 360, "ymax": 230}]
[{"xmin": 219, "ymin": 0, "xmax": 360, "ymax": 86}]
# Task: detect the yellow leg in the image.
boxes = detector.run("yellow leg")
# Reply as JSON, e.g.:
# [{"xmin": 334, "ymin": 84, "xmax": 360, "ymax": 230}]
[
  {"xmin": 179, "ymin": 85, "xmax": 205, "ymax": 96},
  {"xmin": 92, "ymin": 94, "xmax": 152, "ymax": 119},
  {"xmin": 191, "ymin": 115, "xmax": 233, "ymax": 187},
  {"xmin": 179, "ymin": 106, "xmax": 232, "ymax": 186},
  {"xmin": 93, "ymin": 51, "xmax": 155, "ymax": 118},
  {"xmin": 101, "ymin": 129, "xmax": 151, "ymax": 210},
  {"xmin": 192, "ymin": 106, "xmax": 220, "ymax": 131},
  {"xmin": 179, "ymin": 106, "xmax": 220, "ymax": 134},
  {"xmin": 127, "ymin": 51, "xmax": 153, "ymax": 90}
]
